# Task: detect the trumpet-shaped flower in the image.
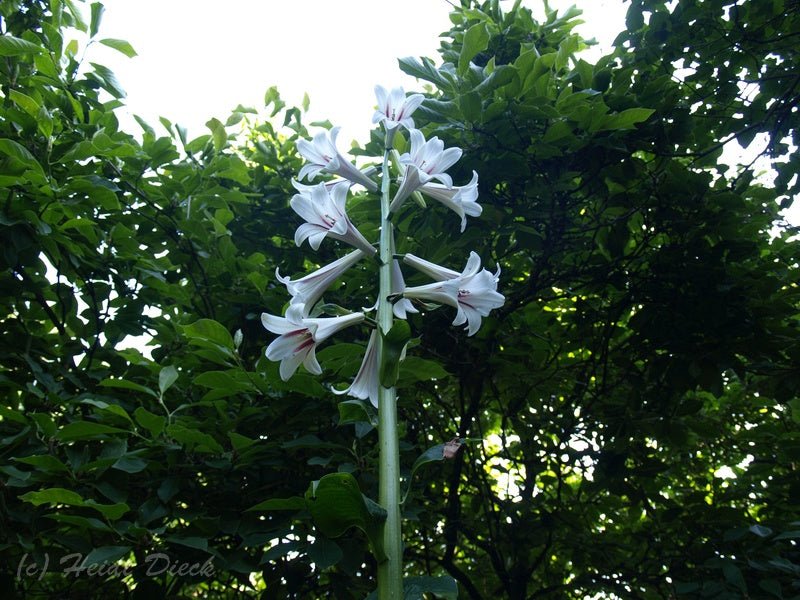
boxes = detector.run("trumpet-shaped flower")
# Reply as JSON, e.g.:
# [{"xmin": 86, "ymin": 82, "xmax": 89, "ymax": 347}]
[
  {"xmin": 392, "ymin": 259, "xmax": 419, "ymax": 320},
  {"xmin": 297, "ymin": 127, "xmax": 377, "ymax": 191},
  {"xmin": 402, "ymin": 252, "xmax": 504, "ymax": 336},
  {"xmin": 419, "ymin": 170, "xmax": 481, "ymax": 232},
  {"xmin": 390, "ymin": 130, "xmax": 463, "ymax": 213},
  {"xmin": 291, "ymin": 183, "xmax": 376, "ymax": 256},
  {"xmin": 277, "ymin": 249, "xmax": 366, "ymax": 320},
  {"xmin": 291, "ymin": 166, "xmax": 377, "ymax": 196},
  {"xmin": 261, "ymin": 310, "xmax": 364, "ymax": 381},
  {"xmin": 373, "ymin": 85, "xmax": 425, "ymax": 132},
  {"xmin": 332, "ymin": 329, "xmax": 380, "ymax": 407}
]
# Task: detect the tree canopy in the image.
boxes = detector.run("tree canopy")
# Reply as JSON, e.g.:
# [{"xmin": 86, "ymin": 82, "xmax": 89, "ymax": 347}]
[{"xmin": 1, "ymin": 0, "xmax": 798, "ymax": 598}]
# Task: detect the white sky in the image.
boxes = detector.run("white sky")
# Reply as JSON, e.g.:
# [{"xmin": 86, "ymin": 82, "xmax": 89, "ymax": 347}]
[
  {"xmin": 89, "ymin": 0, "xmax": 796, "ymax": 224},
  {"xmin": 92, "ymin": 0, "xmax": 626, "ymax": 144}
]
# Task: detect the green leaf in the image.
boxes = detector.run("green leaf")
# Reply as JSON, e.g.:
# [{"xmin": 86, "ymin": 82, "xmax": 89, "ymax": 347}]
[
  {"xmin": 100, "ymin": 378, "xmax": 158, "ymax": 398},
  {"xmin": 404, "ymin": 575, "xmax": 459, "ymax": 599},
  {"xmin": 14, "ymin": 455, "xmax": 69, "ymax": 473},
  {"xmin": 401, "ymin": 443, "xmax": 452, "ymax": 503},
  {"xmin": 338, "ymin": 400, "xmax": 374, "ymax": 426},
  {"xmin": 307, "ymin": 537, "xmax": 342, "ymax": 570},
  {"xmin": 83, "ymin": 546, "xmax": 131, "ymax": 566},
  {"xmin": 112, "ymin": 455, "xmax": 148, "ymax": 473},
  {"xmin": 596, "ymin": 107, "xmax": 655, "ymax": 131},
  {"xmin": 134, "ymin": 407, "xmax": 165, "ymax": 437},
  {"xmin": 398, "ymin": 56, "xmax": 453, "ymax": 89},
  {"xmin": 305, "ymin": 473, "xmax": 387, "ymax": 562},
  {"xmin": 458, "ymin": 22, "xmax": 489, "ymax": 75},
  {"xmin": 206, "ymin": 117, "xmax": 228, "ymax": 152},
  {"xmin": 397, "ymin": 357, "xmax": 449, "ymax": 387},
  {"xmin": 158, "ymin": 365, "xmax": 179, "ymax": 396},
  {"xmin": 45, "ymin": 514, "xmax": 113, "ymax": 532},
  {"xmin": 264, "ymin": 85, "xmax": 286, "ymax": 116},
  {"xmin": 9, "ymin": 90, "xmax": 41, "ymax": 118},
  {"xmin": 182, "ymin": 319, "xmax": 235, "ymax": 351},
  {"xmin": 89, "ymin": 2, "xmax": 104, "ymax": 37},
  {"xmin": 22, "ymin": 487, "xmax": 130, "ymax": 522},
  {"xmin": 543, "ymin": 120, "xmax": 575, "ymax": 143},
  {"xmin": 410, "ymin": 443, "xmax": 449, "ymax": 476},
  {"xmin": 89, "ymin": 62, "xmax": 125, "ymax": 98},
  {"xmin": 0, "ymin": 35, "xmax": 43, "ymax": 56},
  {"xmin": 379, "ymin": 320, "xmax": 411, "ymax": 388},
  {"xmin": 282, "ymin": 434, "xmax": 346, "ymax": 450},
  {"xmin": 0, "ymin": 138, "xmax": 44, "ymax": 174},
  {"xmin": 229, "ymin": 431, "xmax": 256, "ymax": 451},
  {"xmin": 166, "ymin": 424, "xmax": 223, "ymax": 454},
  {"xmin": 758, "ymin": 579, "xmax": 783, "ymax": 598},
  {"xmin": 247, "ymin": 497, "xmax": 306, "ymax": 512},
  {"xmin": 788, "ymin": 398, "xmax": 800, "ymax": 424},
  {"xmin": 21, "ymin": 487, "xmax": 84, "ymax": 507},
  {"xmin": 459, "ymin": 91, "xmax": 482, "ymax": 122},
  {"xmin": 56, "ymin": 422, "xmax": 127, "ymax": 441},
  {"xmin": 722, "ymin": 562, "xmax": 747, "ymax": 593},
  {"xmin": 98, "ymin": 38, "xmax": 136, "ymax": 57},
  {"xmin": 165, "ymin": 536, "xmax": 208, "ymax": 551},
  {"xmin": 749, "ymin": 524, "xmax": 773, "ymax": 537}
]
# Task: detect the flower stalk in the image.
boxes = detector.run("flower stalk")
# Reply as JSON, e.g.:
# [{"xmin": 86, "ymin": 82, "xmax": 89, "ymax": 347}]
[
  {"xmin": 377, "ymin": 131, "xmax": 403, "ymax": 599},
  {"xmin": 260, "ymin": 85, "xmax": 504, "ymax": 598}
]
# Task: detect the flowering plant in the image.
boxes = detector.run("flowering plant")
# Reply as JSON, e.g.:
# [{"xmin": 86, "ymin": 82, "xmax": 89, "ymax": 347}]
[{"xmin": 260, "ymin": 86, "xmax": 504, "ymax": 598}]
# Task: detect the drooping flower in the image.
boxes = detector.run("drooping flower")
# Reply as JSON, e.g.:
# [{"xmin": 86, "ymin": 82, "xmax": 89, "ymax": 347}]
[
  {"xmin": 419, "ymin": 170, "xmax": 482, "ymax": 232},
  {"xmin": 391, "ymin": 259, "xmax": 419, "ymax": 320},
  {"xmin": 291, "ymin": 183, "xmax": 376, "ymax": 256},
  {"xmin": 401, "ymin": 252, "xmax": 460, "ymax": 281},
  {"xmin": 389, "ymin": 129, "xmax": 463, "ymax": 213},
  {"xmin": 291, "ymin": 166, "xmax": 377, "ymax": 196},
  {"xmin": 297, "ymin": 127, "xmax": 378, "ymax": 191},
  {"xmin": 332, "ymin": 329, "xmax": 380, "ymax": 407},
  {"xmin": 277, "ymin": 249, "xmax": 367, "ymax": 320},
  {"xmin": 373, "ymin": 85, "xmax": 425, "ymax": 132},
  {"xmin": 261, "ymin": 309, "xmax": 364, "ymax": 381},
  {"xmin": 402, "ymin": 251, "xmax": 504, "ymax": 336}
]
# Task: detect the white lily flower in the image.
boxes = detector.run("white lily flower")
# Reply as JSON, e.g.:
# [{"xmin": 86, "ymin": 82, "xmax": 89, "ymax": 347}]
[
  {"xmin": 291, "ymin": 183, "xmax": 376, "ymax": 256},
  {"xmin": 261, "ymin": 310, "xmax": 365, "ymax": 381},
  {"xmin": 392, "ymin": 259, "xmax": 419, "ymax": 320},
  {"xmin": 332, "ymin": 329, "xmax": 380, "ymax": 407},
  {"xmin": 373, "ymin": 85, "xmax": 425, "ymax": 132},
  {"xmin": 402, "ymin": 252, "xmax": 504, "ymax": 336},
  {"xmin": 390, "ymin": 129, "xmax": 463, "ymax": 213},
  {"xmin": 291, "ymin": 166, "xmax": 377, "ymax": 195},
  {"xmin": 419, "ymin": 170, "xmax": 482, "ymax": 232},
  {"xmin": 276, "ymin": 249, "xmax": 366, "ymax": 318},
  {"xmin": 402, "ymin": 253, "xmax": 459, "ymax": 281},
  {"xmin": 297, "ymin": 127, "xmax": 378, "ymax": 191}
]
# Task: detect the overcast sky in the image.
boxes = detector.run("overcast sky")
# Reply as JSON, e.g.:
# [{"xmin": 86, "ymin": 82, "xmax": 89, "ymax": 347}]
[
  {"xmin": 92, "ymin": 0, "xmax": 626, "ymax": 144},
  {"xmin": 88, "ymin": 0, "xmax": 795, "ymax": 225}
]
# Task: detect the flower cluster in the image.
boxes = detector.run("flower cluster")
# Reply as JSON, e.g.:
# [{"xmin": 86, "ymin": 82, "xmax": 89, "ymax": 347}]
[{"xmin": 261, "ymin": 85, "xmax": 504, "ymax": 406}]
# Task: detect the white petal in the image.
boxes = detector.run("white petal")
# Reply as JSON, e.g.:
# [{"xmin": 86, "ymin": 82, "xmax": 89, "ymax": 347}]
[
  {"xmin": 306, "ymin": 312, "xmax": 365, "ymax": 343},
  {"xmin": 462, "ymin": 251, "xmax": 482, "ymax": 277},
  {"xmin": 402, "ymin": 253, "xmax": 460, "ymax": 282},
  {"xmin": 302, "ymin": 345, "xmax": 323, "ymax": 375},
  {"xmin": 279, "ymin": 349, "xmax": 308, "ymax": 381},
  {"xmin": 285, "ymin": 301, "xmax": 308, "ymax": 322},
  {"xmin": 402, "ymin": 94, "xmax": 425, "ymax": 117},
  {"xmin": 389, "ymin": 165, "xmax": 424, "ymax": 213},
  {"xmin": 435, "ymin": 147, "xmax": 463, "ymax": 174},
  {"xmin": 267, "ymin": 329, "xmax": 309, "ymax": 360},
  {"xmin": 403, "ymin": 280, "xmax": 460, "ymax": 308},
  {"xmin": 261, "ymin": 313, "xmax": 299, "ymax": 335}
]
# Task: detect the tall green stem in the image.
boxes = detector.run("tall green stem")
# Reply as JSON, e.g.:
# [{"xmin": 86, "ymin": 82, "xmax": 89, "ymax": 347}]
[{"xmin": 377, "ymin": 132, "xmax": 403, "ymax": 599}]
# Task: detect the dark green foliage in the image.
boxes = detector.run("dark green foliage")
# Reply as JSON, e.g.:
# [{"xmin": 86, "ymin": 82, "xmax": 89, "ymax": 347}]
[{"xmin": 0, "ymin": 0, "xmax": 798, "ymax": 598}]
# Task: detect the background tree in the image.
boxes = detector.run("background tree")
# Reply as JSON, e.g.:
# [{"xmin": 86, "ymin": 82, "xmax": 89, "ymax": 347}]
[{"xmin": 1, "ymin": 0, "xmax": 798, "ymax": 598}]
